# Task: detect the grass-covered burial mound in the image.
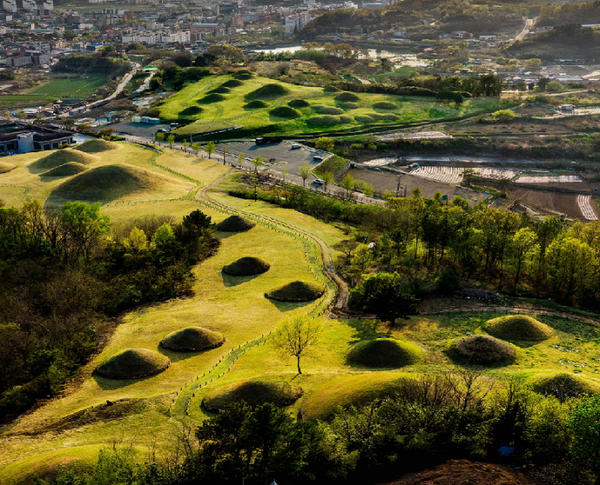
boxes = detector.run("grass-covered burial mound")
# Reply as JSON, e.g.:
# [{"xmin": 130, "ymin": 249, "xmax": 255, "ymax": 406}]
[
  {"xmin": 209, "ymin": 86, "xmax": 231, "ymax": 94},
  {"xmin": 245, "ymin": 83, "xmax": 290, "ymax": 100},
  {"xmin": 307, "ymin": 115, "xmax": 351, "ymax": 126},
  {"xmin": 30, "ymin": 149, "xmax": 97, "ymax": 173},
  {"xmin": 288, "ymin": 99, "xmax": 310, "ymax": 108},
  {"xmin": 347, "ymin": 339, "xmax": 423, "ymax": 368},
  {"xmin": 270, "ymin": 106, "xmax": 301, "ymax": 118},
  {"xmin": 373, "ymin": 101, "xmax": 397, "ymax": 110},
  {"xmin": 41, "ymin": 162, "xmax": 89, "ymax": 178},
  {"xmin": 0, "ymin": 161, "xmax": 15, "ymax": 174},
  {"xmin": 314, "ymin": 106, "xmax": 344, "ymax": 115},
  {"xmin": 216, "ymin": 215, "xmax": 256, "ymax": 232},
  {"xmin": 222, "ymin": 79, "xmax": 244, "ymax": 88},
  {"xmin": 199, "ymin": 93, "xmax": 226, "ymax": 104},
  {"xmin": 244, "ymin": 100, "xmax": 269, "ymax": 109},
  {"xmin": 75, "ymin": 139, "xmax": 117, "ymax": 153},
  {"xmin": 335, "ymin": 92, "xmax": 360, "ymax": 102},
  {"xmin": 531, "ymin": 373, "xmax": 600, "ymax": 401},
  {"xmin": 484, "ymin": 315, "xmax": 553, "ymax": 342},
  {"xmin": 342, "ymin": 102, "xmax": 358, "ymax": 110},
  {"xmin": 323, "ymin": 86, "xmax": 340, "ymax": 93},
  {"xmin": 180, "ymin": 106, "xmax": 203, "ymax": 116},
  {"xmin": 161, "ymin": 326, "xmax": 224, "ymax": 352},
  {"xmin": 222, "ymin": 256, "xmax": 270, "ymax": 276},
  {"xmin": 203, "ymin": 379, "xmax": 303, "ymax": 411},
  {"xmin": 447, "ymin": 335, "xmax": 516, "ymax": 366},
  {"xmin": 266, "ymin": 280, "xmax": 324, "ymax": 302},
  {"xmin": 233, "ymin": 69, "xmax": 253, "ymax": 80},
  {"xmin": 95, "ymin": 348, "xmax": 170, "ymax": 379}
]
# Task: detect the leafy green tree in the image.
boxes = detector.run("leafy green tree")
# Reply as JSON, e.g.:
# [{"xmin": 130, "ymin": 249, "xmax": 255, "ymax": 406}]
[
  {"xmin": 568, "ymin": 396, "xmax": 600, "ymax": 478},
  {"xmin": 205, "ymin": 141, "xmax": 216, "ymax": 159},
  {"xmin": 299, "ymin": 163, "xmax": 311, "ymax": 186},
  {"xmin": 315, "ymin": 137, "xmax": 334, "ymax": 152},
  {"xmin": 272, "ymin": 315, "xmax": 323, "ymax": 374},
  {"xmin": 61, "ymin": 201, "xmax": 110, "ymax": 261},
  {"xmin": 322, "ymin": 171, "xmax": 334, "ymax": 191},
  {"xmin": 511, "ymin": 227, "xmax": 537, "ymax": 289},
  {"xmin": 238, "ymin": 152, "xmax": 244, "ymax": 166},
  {"xmin": 342, "ymin": 174, "xmax": 355, "ymax": 197},
  {"xmin": 182, "ymin": 139, "xmax": 189, "ymax": 150},
  {"xmin": 192, "ymin": 142, "xmax": 201, "ymax": 153},
  {"xmin": 167, "ymin": 134, "xmax": 175, "ymax": 149},
  {"xmin": 252, "ymin": 155, "xmax": 265, "ymax": 173}
]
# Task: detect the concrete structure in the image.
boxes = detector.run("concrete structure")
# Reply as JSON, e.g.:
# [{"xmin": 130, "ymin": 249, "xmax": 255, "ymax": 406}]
[
  {"xmin": 0, "ymin": 123, "xmax": 74, "ymax": 154},
  {"xmin": 284, "ymin": 13, "xmax": 310, "ymax": 35},
  {"xmin": 2, "ymin": 0, "xmax": 16, "ymax": 13}
]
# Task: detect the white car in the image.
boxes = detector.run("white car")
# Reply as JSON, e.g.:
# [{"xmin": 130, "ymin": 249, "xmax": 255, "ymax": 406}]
[{"xmin": 291, "ymin": 143, "xmax": 301, "ymax": 149}]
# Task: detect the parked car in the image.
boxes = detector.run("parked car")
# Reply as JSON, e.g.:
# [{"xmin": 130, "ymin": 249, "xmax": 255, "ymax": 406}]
[
  {"xmin": 291, "ymin": 143, "xmax": 301, "ymax": 149},
  {"xmin": 255, "ymin": 137, "xmax": 264, "ymax": 145},
  {"xmin": 313, "ymin": 155, "xmax": 324, "ymax": 162}
]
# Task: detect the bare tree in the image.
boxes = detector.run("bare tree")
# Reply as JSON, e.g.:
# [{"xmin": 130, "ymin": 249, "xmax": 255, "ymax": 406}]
[
  {"xmin": 299, "ymin": 162, "xmax": 311, "ymax": 186},
  {"xmin": 272, "ymin": 315, "xmax": 323, "ymax": 374}
]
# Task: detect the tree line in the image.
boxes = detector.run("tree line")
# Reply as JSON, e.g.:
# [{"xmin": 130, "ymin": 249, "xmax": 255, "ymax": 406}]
[{"xmin": 0, "ymin": 201, "xmax": 218, "ymax": 422}]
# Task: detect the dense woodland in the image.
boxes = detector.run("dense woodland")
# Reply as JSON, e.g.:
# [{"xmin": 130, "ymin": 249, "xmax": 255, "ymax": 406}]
[
  {"xmin": 0, "ymin": 201, "xmax": 218, "ymax": 422},
  {"xmin": 536, "ymin": 1, "xmax": 600, "ymax": 27},
  {"xmin": 509, "ymin": 25, "xmax": 600, "ymax": 60}
]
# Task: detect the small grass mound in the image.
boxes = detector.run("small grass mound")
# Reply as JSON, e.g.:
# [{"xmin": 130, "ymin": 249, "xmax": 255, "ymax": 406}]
[
  {"xmin": 484, "ymin": 315, "xmax": 554, "ymax": 342},
  {"xmin": 199, "ymin": 93, "xmax": 226, "ymax": 104},
  {"xmin": 346, "ymin": 339, "xmax": 423, "ymax": 368},
  {"xmin": 288, "ymin": 99, "xmax": 310, "ymax": 108},
  {"xmin": 161, "ymin": 326, "xmax": 224, "ymax": 352},
  {"xmin": 374, "ymin": 101, "xmax": 397, "ymax": 110},
  {"xmin": 244, "ymin": 100, "xmax": 269, "ymax": 109},
  {"xmin": 209, "ymin": 86, "xmax": 231, "ymax": 94},
  {"xmin": 75, "ymin": 139, "xmax": 117, "ymax": 153},
  {"xmin": 245, "ymin": 83, "xmax": 290, "ymax": 100},
  {"xmin": 356, "ymin": 115, "xmax": 375, "ymax": 123},
  {"xmin": 41, "ymin": 162, "xmax": 89, "ymax": 178},
  {"xmin": 307, "ymin": 115, "xmax": 351, "ymax": 126},
  {"xmin": 314, "ymin": 106, "xmax": 344, "ymax": 115},
  {"xmin": 270, "ymin": 106, "xmax": 301, "ymax": 118},
  {"xmin": 216, "ymin": 215, "xmax": 256, "ymax": 232},
  {"xmin": 180, "ymin": 106, "xmax": 203, "ymax": 116},
  {"xmin": 342, "ymin": 102, "xmax": 358, "ymax": 110},
  {"xmin": 0, "ymin": 161, "xmax": 15, "ymax": 173},
  {"xmin": 447, "ymin": 335, "xmax": 516, "ymax": 366},
  {"xmin": 203, "ymin": 379, "xmax": 303, "ymax": 411},
  {"xmin": 233, "ymin": 70, "xmax": 253, "ymax": 80},
  {"xmin": 266, "ymin": 280, "xmax": 324, "ymax": 302},
  {"xmin": 532, "ymin": 373, "xmax": 600, "ymax": 400},
  {"xmin": 324, "ymin": 86, "xmax": 340, "ymax": 93},
  {"xmin": 335, "ymin": 92, "xmax": 360, "ymax": 102},
  {"xmin": 223, "ymin": 256, "xmax": 270, "ymax": 276},
  {"xmin": 222, "ymin": 79, "xmax": 244, "ymax": 88},
  {"xmin": 30, "ymin": 149, "xmax": 98, "ymax": 173},
  {"xmin": 95, "ymin": 348, "xmax": 170, "ymax": 379}
]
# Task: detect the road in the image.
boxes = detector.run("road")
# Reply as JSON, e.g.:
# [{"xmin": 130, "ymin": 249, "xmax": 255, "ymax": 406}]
[
  {"xmin": 77, "ymin": 62, "xmax": 139, "ymax": 114},
  {"xmin": 515, "ymin": 18, "xmax": 534, "ymax": 41}
]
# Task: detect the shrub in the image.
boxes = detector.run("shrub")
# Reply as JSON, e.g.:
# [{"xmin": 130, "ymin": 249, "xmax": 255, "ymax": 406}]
[
  {"xmin": 216, "ymin": 215, "xmax": 255, "ymax": 232},
  {"xmin": 179, "ymin": 106, "xmax": 202, "ymax": 116},
  {"xmin": 245, "ymin": 83, "xmax": 290, "ymax": 100},
  {"xmin": 493, "ymin": 109, "xmax": 516, "ymax": 121},
  {"xmin": 265, "ymin": 280, "xmax": 325, "ymax": 301},
  {"xmin": 314, "ymin": 106, "xmax": 344, "ymax": 115},
  {"xmin": 199, "ymin": 93, "xmax": 226, "ymax": 104},
  {"xmin": 335, "ymin": 92, "xmax": 360, "ymax": 102},
  {"xmin": 342, "ymin": 102, "xmax": 358, "ymax": 109},
  {"xmin": 373, "ymin": 101, "xmax": 397, "ymax": 110},
  {"xmin": 161, "ymin": 326, "xmax": 224, "ymax": 351},
  {"xmin": 94, "ymin": 349, "xmax": 171, "ymax": 379},
  {"xmin": 270, "ymin": 106, "xmax": 301, "ymax": 118},
  {"xmin": 346, "ymin": 339, "xmax": 423, "ymax": 368},
  {"xmin": 244, "ymin": 100, "xmax": 269, "ymax": 109},
  {"xmin": 288, "ymin": 99, "xmax": 310, "ymax": 108},
  {"xmin": 222, "ymin": 256, "xmax": 270, "ymax": 276},
  {"xmin": 222, "ymin": 79, "xmax": 244, "ymax": 88},
  {"xmin": 484, "ymin": 315, "xmax": 553, "ymax": 342},
  {"xmin": 447, "ymin": 335, "xmax": 516, "ymax": 366},
  {"xmin": 203, "ymin": 379, "xmax": 303, "ymax": 411}
]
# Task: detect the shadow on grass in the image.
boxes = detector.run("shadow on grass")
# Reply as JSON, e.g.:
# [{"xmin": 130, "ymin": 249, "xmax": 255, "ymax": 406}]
[
  {"xmin": 157, "ymin": 344, "xmax": 217, "ymax": 363},
  {"xmin": 92, "ymin": 373, "xmax": 156, "ymax": 390},
  {"xmin": 344, "ymin": 319, "xmax": 383, "ymax": 342},
  {"xmin": 221, "ymin": 272, "xmax": 262, "ymax": 287}
]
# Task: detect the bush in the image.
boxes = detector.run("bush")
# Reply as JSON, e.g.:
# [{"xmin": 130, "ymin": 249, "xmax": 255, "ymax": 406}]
[
  {"xmin": 244, "ymin": 100, "xmax": 269, "ymax": 109},
  {"xmin": 161, "ymin": 326, "xmax": 224, "ymax": 351},
  {"xmin": 289, "ymin": 99, "xmax": 310, "ymax": 108},
  {"xmin": 493, "ymin": 109, "xmax": 516, "ymax": 121},
  {"xmin": 314, "ymin": 106, "xmax": 344, "ymax": 115},
  {"xmin": 373, "ymin": 101, "xmax": 397, "ymax": 110},
  {"xmin": 270, "ymin": 106, "xmax": 301, "ymax": 118},
  {"xmin": 222, "ymin": 256, "xmax": 270, "ymax": 276},
  {"xmin": 335, "ymin": 92, "xmax": 360, "ymax": 102},
  {"xmin": 447, "ymin": 335, "xmax": 517, "ymax": 366},
  {"xmin": 346, "ymin": 339, "xmax": 423, "ymax": 368},
  {"xmin": 199, "ymin": 93, "xmax": 226, "ymax": 104},
  {"xmin": 484, "ymin": 315, "xmax": 553, "ymax": 342},
  {"xmin": 245, "ymin": 83, "xmax": 290, "ymax": 100},
  {"xmin": 265, "ymin": 280, "xmax": 324, "ymax": 301}
]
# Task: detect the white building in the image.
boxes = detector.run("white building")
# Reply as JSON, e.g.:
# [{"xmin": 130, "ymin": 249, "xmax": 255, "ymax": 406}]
[
  {"xmin": 284, "ymin": 13, "xmax": 310, "ymax": 35},
  {"xmin": 2, "ymin": 0, "xmax": 16, "ymax": 13},
  {"xmin": 42, "ymin": 0, "xmax": 53, "ymax": 10},
  {"xmin": 22, "ymin": 0, "xmax": 36, "ymax": 11}
]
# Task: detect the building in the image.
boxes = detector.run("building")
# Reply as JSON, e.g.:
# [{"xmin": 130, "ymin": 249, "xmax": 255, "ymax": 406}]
[
  {"xmin": 284, "ymin": 13, "xmax": 310, "ymax": 35},
  {"xmin": 479, "ymin": 34, "xmax": 496, "ymax": 41},
  {"xmin": 6, "ymin": 55, "xmax": 33, "ymax": 67},
  {"xmin": 22, "ymin": 0, "xmax": 36, "ymax": 11},
  {"xmin": 2, "ymin": 0, "xmax": 16, "ymax": 13},
  {"xmin": 0, "ymin": 122, "xmax": 75, "ymax": 154},
  {"xmin": 191, "ymin": 23, "xmax": 223, "ymax": 40},
  {"xmin": 451, "ymin": 31, "xmax": 473, "ymax": 40},
  {"xmin": 217, "ymin": 1, "xmax": 237, "ymax": 15}
]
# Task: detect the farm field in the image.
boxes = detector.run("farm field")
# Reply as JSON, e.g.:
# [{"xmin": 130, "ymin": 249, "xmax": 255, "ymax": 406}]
[
  {"xmin": 0, "ymin": 94, "xmax": 49, "ymax": 108},
  {"xmin": 160, "ymin": 73, "xmax": 513, "ymax": 138},
  {"xmin": 410, "ymin": 166, "xmax": 519, "ymax": 184},
  {"xmin": 28, "ymin": 75, "xmax": 108, "ymax": 98}
]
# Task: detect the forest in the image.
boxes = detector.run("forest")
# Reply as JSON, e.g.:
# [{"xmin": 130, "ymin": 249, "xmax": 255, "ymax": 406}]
[{"xmin": 0, "ymin": 201, "xmax": 218, "ymax": 422}]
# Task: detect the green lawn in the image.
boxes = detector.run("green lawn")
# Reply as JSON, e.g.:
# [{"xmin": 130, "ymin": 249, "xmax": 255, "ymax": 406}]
[
  {"xmin": 28, "ymin": 75, "xmax": 108, "ymax": 98},
  {"xmin": 160, "ymin": 74, "xmax": 514, "ymax": 138},
  {"xmin": 0, "ymin": 95, "xmax": 49, "ymax": 108}
]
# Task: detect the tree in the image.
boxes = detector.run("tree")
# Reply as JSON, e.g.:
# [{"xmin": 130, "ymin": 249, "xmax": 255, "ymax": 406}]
[
  {"xmin": 348, "ymin": 272, "xmax": 419, "ymax": 325},
  {"xmin": 322, "ymin": 171, "xmax": 334, "ymax": 191},
  {"xmin": 299, "ymin": 163, "xmax": 311, "ymax": 186},
  {"xmin": 342, "ymin": 174, "xmax": 355, "ymax": 197},
  {"xmin": 205, "ymin": 141, "xmax": 216, "ymax": 159},
  {"xmin": 568, "ymin": 396, "xmax": 600, "ymax": 479},
  {"xmin": 524, "ymin": 58, "xmax": 542, "ymax": 71},
  {"xmin": 238, "ymin": 152, "xmax": 244, "ymax": 166},
  {"xmin": 222, "ymin": 144, "xmax": 228, "ymax": 164},
  {"xmin": 167, "ymin": 134, "xmax": 175, "ymax": 149},
  {"xmin": 512, "ymin": 227, "xmax": 537, "ymax": 289},
  {"xmin": 252, "ymin": 155, "xmax": 265, "ymax": 173},
  {"xmin": 182, "ymin": 139, "xmax": 189, "ymax": 151},
  {"xmin": 272, "ymin": 315, "xmax": 323, "ymax": 374},
  {"xmin": 60, "ymin": 201, "xmax": 110, "ymax": 261},
  {"xmin": 192, "ymin": 142, "xmax": 201, "ymax": 153},
  {"xmin": 363, "ymin": 183, "xmax": 374, "ymax": 198},
  {"xmin": 315, "ymin": 137, "xmax": 334, "ymax": 152}
]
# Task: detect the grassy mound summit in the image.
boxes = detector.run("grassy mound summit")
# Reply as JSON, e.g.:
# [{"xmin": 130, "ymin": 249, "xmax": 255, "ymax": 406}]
[
  {"xmin": 324, "ymin": 86, "xmax": 340, "ymax": 93},
  {"xmin": 203, "ymin": 379, "xmax": 303, "ymax": 411},
  {"xmin": 209, "ymin": 86, "xmax": 231, "ymax": 94},
  {"xmin": 531, "ymin": 373, "xmax": 600, "ymax": 401},
  {"xmin": 373, "ymin": 101, "xmax": 397, "ymax": 110},
  {"xmin": 161, "ymin": 326, "xmax": 224, "ymax": 352},
  {"xmin": 222, "ymin": 256, "xmax": 270, "ymax": 276},
  {"xmin": 342, "ymin": 102, "xmax": 358, "ymax": 110},
  {"xmin": 50, "ymin": 164, "xmax": 183, "ymax": 203},
  {"xmin": 41, "ymin": 162, "xmax": 89, "ymax": 178},
  {"xmin": 266, "ymin": 280, "xmax": 324, "ymax": 302},
  {"xmin": 0, "ymin": 161, "xmax": 15, "ymax": 174},
  {"xmin": 216, "ymin": 215, "xmax": 256, "ymax": 232},
  {"xmin": 314, "ymin": 106, "xmax": 344, "ymax": 115},
  {"xmin": 199, "ymin": 93, "xmax": 226, "ymax": 104},
  {"xmin": 288, "ymin": 99, "xmax": 310, "ymax": 108},
  {"xmin": 95, "ymin": 348, "xmax": 170, "ymax": 379},
  {"xmin": 30, "ymin": 149, "xmax": 97, "ymax": 173},
  {"xmin": 222, "ymin": 79, "xmax": 244, "ymax": 88},
  {"xmin": 245, "ymin": 83, "xmax": 290, "ymax": 100},
  {"xmin": 75, "ymin": 139, "xmax": 117, "ymax": 153},
  {"xmin": 180, "ymin": 106, "xmax": 202, "ymax": 116},
  {"xmin": 484, "ymin": 315, "xmax": 554, "ymax": 342},
  {"xmin": 448, "ymin": 335, "xmax": 516, "ymax": 366},
  {"xmin": 346, "ymin": 339, "xmax": 423, "ymax": 368},
  {"xmin": 335, "ymin": 92, "xmax": 360, "ymax": 102},
  {"xmin": 244, "ymin": 100, "xmax": 269, "ymax": 110},
  {"xmin": 270, "ymin": 106, "xmax": 301, "ymax": 118},
  {"xmin": 233, "ymin": 69, "xmax": 253, "ymax": 80}
]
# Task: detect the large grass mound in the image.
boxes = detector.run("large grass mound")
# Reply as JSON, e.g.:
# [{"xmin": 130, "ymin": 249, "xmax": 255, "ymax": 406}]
[
  {"xmin": 223, "ymin": 256, "xmax": 270, "ymax": 276},
  {"xmin": 180, "ymin": 106, "xmax": 203, "ymax": 116},
  {"xmin": 373, "ymin": 101, "xmax": 397, "ymax": 109},
  {"xmin": 346, "ymin": 338, "xmax": 423, "ymax": 368},
  {"xmin": 324, "ymin": 86, "xmax": 340, "ymax": 93},
  {"xmin": 484, "ymin": 315, "xmax": 554, "ymax": 342},
  {"xmin": 289, "ymin": 99, "xmax": 310, "ymax": 108},
  {"xmin": 307, "ymin": 115, "xmax": 351, "ymax": 126},
  {"xmin": 244, "ymin": 100, "xmax": 269, "ymax": 110},
  {"xmin": 95, "ymin": 348, "xmax": 170, "ymax": 379},
  {"xmin": 245, "ymin": 83, "xmax": 290, "ymax": 100},
  {"xmin": 30, "ymin": 149, "xmax": 98, "ymax": 173},
  {"xmin": 199, "ymin": 93, "xmax": 226, "ymax": 104},
  {"xmin": 233, "ymin": 69, "xmax": 253, "ymax": 80},
  {"xmin": 216, "ymin": 215, "xmax": 256, "ymax": 232},
  {"xmin": 335, "ymin": 92, "xmax": 360, "ymax": 102},
  {"xmin": 265, "ymin": 280, "xmax": 324, "ymax": 302},
  {"xmin": 314, "ymin": 106, "xmax": 344, "ymax": 115},
  {"xmin": 0, "ymin": 161, "xmax": 15, "ymax": 173},
  {"xmin": 302, "ymin": 372, "xmax": 416, "ymax": 421},
  {"xmin": 447, "ymin": 335, "xmax": 517, "ymax": 366},
  {"xmin": 270, "ymin": 106, "xmax": 301, "ymax": 118},
  {"xmin": 209, "ymin": 86, "xmax": 231, "ymax": 94},
  {"xmin": 222, "ymin": 79, "xmax": 244, "ymax": 88},
  {"xmin": 161, "ymin": 326, "xmax": 224, "ymax": 352},
  {"xmin": 531, "ymin": 373, "xmax": 600, "ymax": 400},
  {"xmin": 50, "ymin": 164, "xmax": 182, "ymax": 202},
  {"xmin": 75, "ymin": 139, "xmax": 117, "ymax": 153},
  {"xmin": 203, "ymin": 379, "xmax": 303, "ymax": 411},
  {"xmin": 41, "ymin": 162, "xmax": 89, "ymax": 178}
]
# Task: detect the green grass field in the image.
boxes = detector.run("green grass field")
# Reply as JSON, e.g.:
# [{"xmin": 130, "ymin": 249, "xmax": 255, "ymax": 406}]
[
  {"xmin": 0, "ymin": 95, "xmax": 49, "ymax": 108},
  {"xmin": 160, "ymin": 74, "xmax": 512, "ymax": 138},
  {"xmin": 28, "ymin": 75, "xmax": 108, "ymax": 98}
]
